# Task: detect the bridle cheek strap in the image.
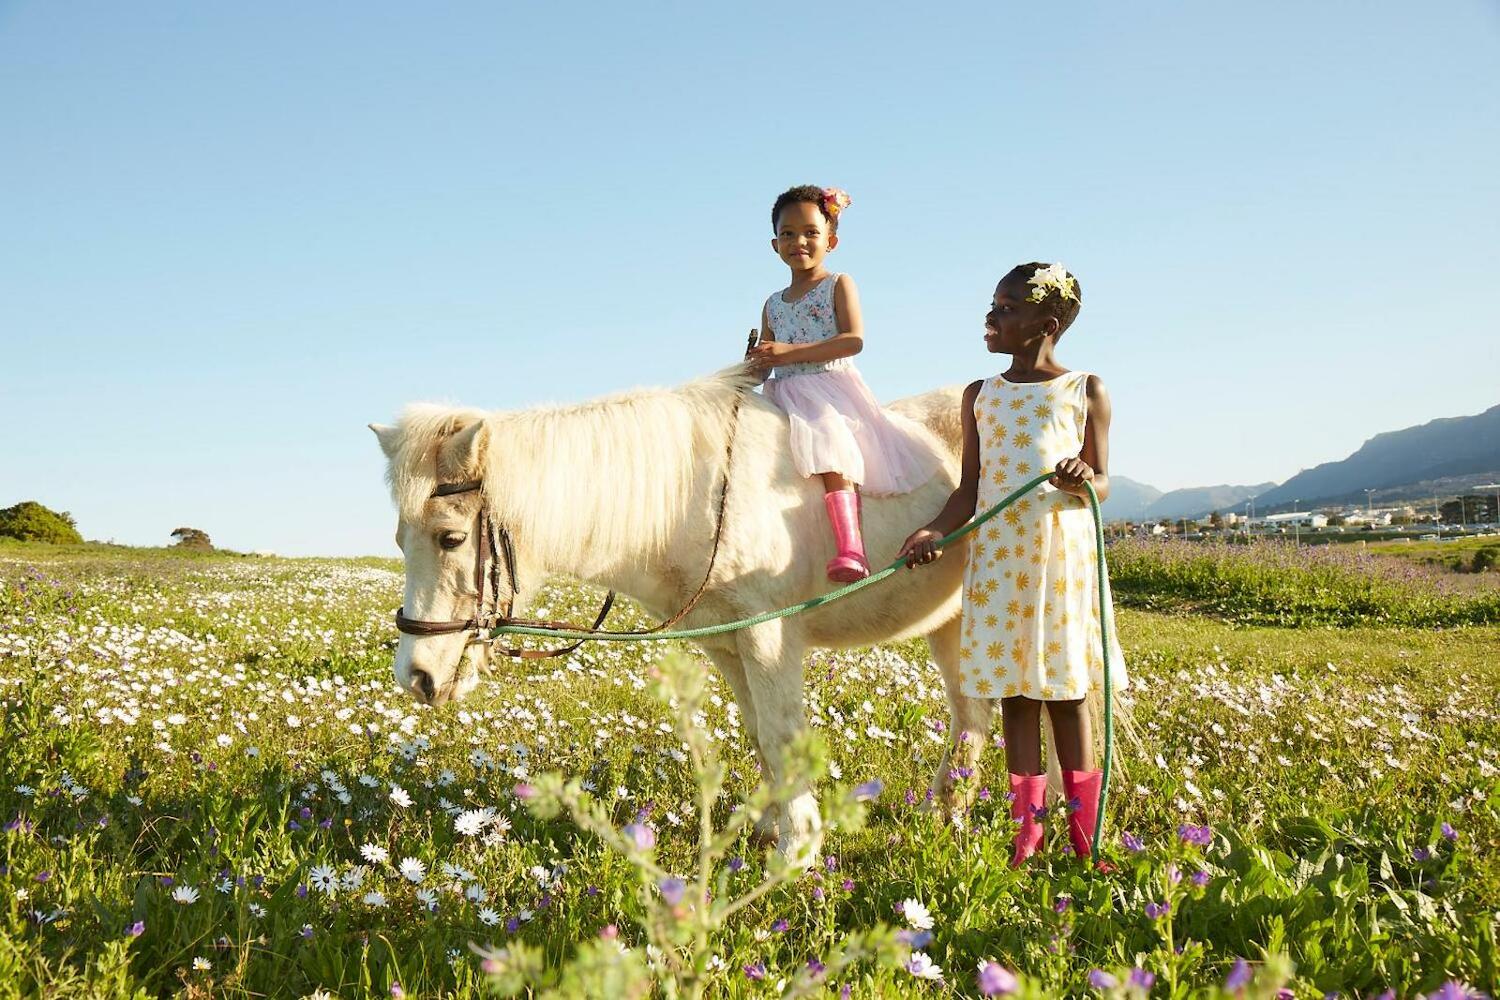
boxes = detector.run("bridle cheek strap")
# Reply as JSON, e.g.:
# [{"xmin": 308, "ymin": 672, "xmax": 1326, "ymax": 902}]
[{"xmin": 393, "ymin": 482, "xmax": 617, "ymax": 660}]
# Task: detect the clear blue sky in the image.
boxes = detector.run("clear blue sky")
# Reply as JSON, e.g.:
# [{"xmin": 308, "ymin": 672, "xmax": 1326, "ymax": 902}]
[{"xmin": 3, "ymin": 1, "xmax": 1497, "ymax": 556}]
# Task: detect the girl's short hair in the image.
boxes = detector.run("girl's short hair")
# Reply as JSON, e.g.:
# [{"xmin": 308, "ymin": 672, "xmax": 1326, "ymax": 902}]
[
  {"xmin": 772, "ymin": 185, "xmax": 844, "ymax": 232},
  {"xmin": 1004, "ymin": 262, "xmax": 1083, "ymax": 336}
]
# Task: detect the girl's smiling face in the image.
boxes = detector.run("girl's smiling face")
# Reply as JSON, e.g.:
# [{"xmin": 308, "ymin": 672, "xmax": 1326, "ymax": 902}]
[
  {"xmin": 772, "ymin": 202, "xmax": 838, "ymax": 273},
  {"xmin": 983, "ymin": 275, "xmax": 1042, "ymax": 354}
]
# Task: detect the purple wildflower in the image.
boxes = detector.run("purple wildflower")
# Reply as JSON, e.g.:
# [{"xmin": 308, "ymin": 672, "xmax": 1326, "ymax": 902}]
[
  {"xmin": 771, "ymin": 918, "xmax": 789, "ymax": 933},
  {"xmin": 658, "ymin": 878, "xmax": 686, "ymax": 906},
  {"xmin": 1225, "ymin": 957, "xmax": 1253, "ymax": 990},
  {"xmin": 1441, "ymin": 822, "xmax": 1457, "ymax": 842},
  {"xmin": 1192, "ymin": 870, "xmax": 1211, "ymax": 887},
  {"xmin": 896, "ymin": 928, "xmax": 933, "ymax": 949},
  {"xmin": 1144, "ymin": 900, "xmax": 1170, "ymax": 920},
  {"xmin": 744, "ymin": 961, "xmax": 766, "ymax": 981},
  {"xmin": 1178, "ymin": 823, "xmax": 1212, "ymax": 847},
  {"xmin": 1054, "ymin": 895, "xmax": 1071, "ymax": 913},
  {"xmin": 622, "ymin": 823, "xmax": 656, "ymax": 851},
  {"xmin": 806, "ymin": 958, "xmax": 825, "ymax": 978},
  {"xmin": 127, "ymin": 920, "xmax": 145, "ymax": 937},
  {"xmin": 1129, "ymin": 968, "xmax": 1157, "ymax": 989},
  {"xmin": 511, "ymin": 782, "xmax": 535, "ymax": 800},
  {"xmin": 1413, "ymin": 846, "xmax": 1432, "ymax": 862},
  {"xmin": 1426, "ymin": 983, "xmax": 1486, "ymax": 1000},
  {"xmin": 1088, "ymin": 969, "xmax": 1119, "ymax": 990},
  {"xmin": 1121, "ymin": 831, "xmax": 1145, "ymax": 852},
  {"xmin": 978, "ymin": 961, "xmax": 1019, "ymax": 996}
]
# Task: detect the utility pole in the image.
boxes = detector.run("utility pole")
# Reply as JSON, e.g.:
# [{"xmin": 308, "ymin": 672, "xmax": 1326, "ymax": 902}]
[
  {"xmin": 1364, "ymin": 488, "xmax": 1375, "ymax": 516},
  {"xmin": 1293, "ymin": 498, "xmax": 1300, "ymax": 545}
]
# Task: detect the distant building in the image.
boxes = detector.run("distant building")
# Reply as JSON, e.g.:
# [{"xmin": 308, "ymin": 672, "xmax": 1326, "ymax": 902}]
[
  {"xmin": 1259, "ymin": 512, "xmax": 1328, "ymax": 529},
  {"xmin": 1440, "ymin": 495, "xmax": 1498, "ymax": 524}
]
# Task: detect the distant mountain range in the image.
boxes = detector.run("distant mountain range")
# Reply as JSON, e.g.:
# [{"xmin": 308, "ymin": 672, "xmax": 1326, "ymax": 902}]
[
  {"xmin": 1103, "ymin": 480, "xmax": 1272, "ymax": 522},
  {"xmin": 1106, "ymin": 402, "xmax": 1500, "ymax": 522}
]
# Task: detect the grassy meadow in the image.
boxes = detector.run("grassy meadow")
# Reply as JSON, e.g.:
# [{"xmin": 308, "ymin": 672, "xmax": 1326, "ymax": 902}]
[{"xmin": 0, "ymin": 540, "xmax": 1497, "ymax": 998}]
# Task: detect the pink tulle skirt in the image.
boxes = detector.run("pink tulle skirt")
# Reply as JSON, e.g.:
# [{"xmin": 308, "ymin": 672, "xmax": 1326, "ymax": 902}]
[{"xmin": 763, "ymin": 367, "xmax": 942, "ymax": 496}]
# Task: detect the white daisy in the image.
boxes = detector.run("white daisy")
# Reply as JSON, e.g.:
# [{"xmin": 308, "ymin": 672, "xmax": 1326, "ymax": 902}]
[
  {"xmin": 906, "ymin": 951, "xmax": 944, "ymax": 981},
  {"xmin": 454, "ymin": 808, "xmax": 493, "ymax": 837},
  {"xmin": 360, "ymin": 843, "xmax": 390, "ymax": 865},
  {"xmin": 171, "ymin": 885, "xmax": 200, "ymax": 905},
  {"xmin": 308, "ymin": 865, "xmax": 337, "ymax": 895},
  {"xmin": 464, "ymin": 883, "xmax": 488, "ymax": 903},
  {"xmin": 389, "ymin": 785, "xmax": 413, "ymax": 808},
  {"xmin": 248, "ymin": 902, "xmax": 266, "ymax": 918},
  {"xmin": 399, "ymin": 857, "xmax": 426, "ymax": 884},
  {"xmin": 477, "ymin": 907, "xmax": 500, "ymax": 925},
  {"xmin": 362, "ymin": 891, "xmax": 388, "ymax": 908},
  {"xmin": 415, "ymin": 888, "xmax": 438, "ymax": 909},
  {"xmin": 340, "ymin": 866, "xmax": 368, "ymax": 891},
  {"xmin": 192, "ymin": 956, "xmax": 211, "ymax": 971},
  {"xmin": 901, "ymin": 898, "xmax": 934, "ymax": 930}
]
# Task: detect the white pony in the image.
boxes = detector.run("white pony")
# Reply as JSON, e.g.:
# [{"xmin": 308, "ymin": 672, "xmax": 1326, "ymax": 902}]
[{"xmin": 371, "ymin": 367, "xmax": 1085, "ymax": 856}]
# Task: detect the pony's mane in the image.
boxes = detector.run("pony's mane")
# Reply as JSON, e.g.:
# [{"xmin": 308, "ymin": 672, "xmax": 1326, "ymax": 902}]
[{"xmin": 388, "ymin": 366, "xmax": 760, "ymax": 569}]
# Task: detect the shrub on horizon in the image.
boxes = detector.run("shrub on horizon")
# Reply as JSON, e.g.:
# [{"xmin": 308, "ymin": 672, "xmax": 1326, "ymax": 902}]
[{"xmin": 0, "ymin": 500, "xmax": 83, "ymax": 544}]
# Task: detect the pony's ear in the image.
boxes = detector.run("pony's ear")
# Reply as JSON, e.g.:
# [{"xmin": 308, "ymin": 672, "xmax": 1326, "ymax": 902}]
[
  {"xmin": 369, "ymin": 423, "xmax": 401, "ymax": 459},
  {"xmin": 440, "ymin": 418, "xmax": 489, "ymax": 477}
]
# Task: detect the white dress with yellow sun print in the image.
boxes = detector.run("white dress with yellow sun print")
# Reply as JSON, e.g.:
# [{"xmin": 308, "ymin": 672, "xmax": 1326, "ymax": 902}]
[{"xmin": 958, "ymin": 371, "xmax": 1128, "ymax": 701}]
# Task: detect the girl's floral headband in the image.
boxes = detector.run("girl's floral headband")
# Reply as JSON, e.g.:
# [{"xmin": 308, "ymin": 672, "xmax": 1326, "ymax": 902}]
[
  {"xmin": 821, "ymin": 187, "xmax": 852, "ymax": 218},
  {"xmin": 1026, "ymin": 262, "xmax": 1078, "ymax": 303}
]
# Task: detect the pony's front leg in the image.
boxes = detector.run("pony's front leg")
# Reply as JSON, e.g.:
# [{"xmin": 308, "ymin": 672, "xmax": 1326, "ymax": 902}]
[
  {"xmin": 700, "ymin": 644, "xmax": 778, "ymax": 845},
  {"xmin": 738, "ymin": 620, "xmax": 820, "ymax": 865},
  {"xmin": 927, "ymin": 617, "xmax": 994, "ymax": 819}
]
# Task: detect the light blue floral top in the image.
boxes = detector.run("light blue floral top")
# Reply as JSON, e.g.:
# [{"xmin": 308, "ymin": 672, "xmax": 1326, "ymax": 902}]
[{"xmin": 764, "ymin": 273, "xmax": 855, "ymax": 378}]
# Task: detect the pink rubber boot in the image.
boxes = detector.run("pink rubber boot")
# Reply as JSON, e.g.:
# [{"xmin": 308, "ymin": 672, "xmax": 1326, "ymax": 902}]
[
  {"xmin": 823, "ymin": 489, "xmax": 870, "ymax": 583},
  {"xmin": 1062, "ymin": 769, "xmax": 1106, "ymax": 867},
  {"xmin": 1009, "ymin": 772, "xmax": 1048, "ymax": 868}
]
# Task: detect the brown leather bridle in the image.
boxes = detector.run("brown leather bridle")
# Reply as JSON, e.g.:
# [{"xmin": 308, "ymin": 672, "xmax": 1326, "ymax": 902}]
[
  {"xmin": 393, "ymin": 391, "xmax": 745, "ymax": 660},
  {"xmin": 392, "ymin": 479, "xmax": 617, "ymax": 659}
]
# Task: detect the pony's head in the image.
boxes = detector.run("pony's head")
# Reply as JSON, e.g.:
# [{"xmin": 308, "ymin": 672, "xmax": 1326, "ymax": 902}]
[{"xmin": 370, "ymin": 405, "xmax": 529, "ymax": 705}]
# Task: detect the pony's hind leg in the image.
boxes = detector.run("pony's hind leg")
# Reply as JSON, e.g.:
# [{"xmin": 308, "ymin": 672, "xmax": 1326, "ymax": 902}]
[
  {"xmin": 927, "ymin": 616, "xmax": 994, "ymax": 819},
  {"xmin": 737, "ymin": 620, "xmax": 821, "ymax": 864},
  {"xmin": 700, "ymin": 644, "xmax": 778, "ymax": 845}
]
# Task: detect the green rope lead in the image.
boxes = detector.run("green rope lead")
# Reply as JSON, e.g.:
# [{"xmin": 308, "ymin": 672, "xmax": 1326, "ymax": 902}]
[{"xmin": 492, "ymin": 473, "xmax": 1115, "ymax": 863}]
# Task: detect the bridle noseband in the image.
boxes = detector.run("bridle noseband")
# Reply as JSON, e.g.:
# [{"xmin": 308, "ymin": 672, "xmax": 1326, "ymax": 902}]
[{"xmin": 392, "ymin": 480, "xmax": 615, "ymax": 660}]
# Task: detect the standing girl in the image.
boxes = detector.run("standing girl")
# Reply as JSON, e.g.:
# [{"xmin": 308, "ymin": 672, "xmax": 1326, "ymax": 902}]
[
  {"xmin": 748, "ymin": 184, "xmax": 939, "ymax": 582},
  {"xmin": 897, "ymin": 262, "xmax": 1128, "ymax": 867}
]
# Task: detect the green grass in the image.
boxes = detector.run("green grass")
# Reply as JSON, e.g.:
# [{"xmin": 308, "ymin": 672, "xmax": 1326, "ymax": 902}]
[{"xmin": 0, "ymin": 544, "xmax": 1496, "ymax": 997}]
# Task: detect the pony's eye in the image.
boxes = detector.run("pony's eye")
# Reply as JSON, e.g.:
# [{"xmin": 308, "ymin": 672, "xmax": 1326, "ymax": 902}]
[{"xmin": 439, "ymin": 531, "xmax": 467, "ymax": 550}]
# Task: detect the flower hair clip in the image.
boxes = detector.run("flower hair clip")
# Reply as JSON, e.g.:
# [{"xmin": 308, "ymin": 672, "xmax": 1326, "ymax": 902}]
[
  {"xmin": 1026, "ymin": 262, "xmax": 1078, "ymax": 304},
  {"xmin": 821, "ymin": 187, "xmax": 852, "ymax": 217}
]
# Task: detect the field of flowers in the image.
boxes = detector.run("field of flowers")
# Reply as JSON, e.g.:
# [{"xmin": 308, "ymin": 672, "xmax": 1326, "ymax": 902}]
[
  {"xmin": 1, "ymin": 542, "xmax": 1497, "ymax": 998},
  {"xmin": 1107, "ymin": 537, "xmax": 1500, "ymax": 628}
]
